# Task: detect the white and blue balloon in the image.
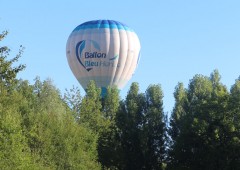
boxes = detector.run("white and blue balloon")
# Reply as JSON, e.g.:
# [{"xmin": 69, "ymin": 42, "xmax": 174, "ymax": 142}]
[{"xmin": 66, "ymin": 20, "xmax": 141, "ymax": 96}]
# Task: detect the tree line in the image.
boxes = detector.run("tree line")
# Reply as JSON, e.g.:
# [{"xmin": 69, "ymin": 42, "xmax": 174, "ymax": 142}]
[{"xmin": 1, "ymin": 30, "xmax": 240, "ymax": 170}]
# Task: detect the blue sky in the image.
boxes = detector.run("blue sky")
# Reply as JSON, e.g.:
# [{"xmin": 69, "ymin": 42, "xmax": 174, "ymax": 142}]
[{"xmin": 1, "ymin": 0, "xmax": 240, "ymax": 113}]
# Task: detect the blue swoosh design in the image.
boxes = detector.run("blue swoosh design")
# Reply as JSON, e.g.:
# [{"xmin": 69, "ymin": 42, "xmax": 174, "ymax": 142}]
[
  {"xmin": 76, "ymin": 40, "xmax": 85, "ymax": 68},
  {"xmin": 109, "ymin": 54, "xmax": 118, "ymax": 61},
  {"xmin": 75, "ymin": 40, "xmax": 92, "ymax": 72}
]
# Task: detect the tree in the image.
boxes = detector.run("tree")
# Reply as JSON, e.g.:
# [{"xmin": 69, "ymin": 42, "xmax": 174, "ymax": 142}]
[
  {"xmin": 63, "ymin": 86, "xmax": 82, "ymax": 121},
  {"xmin": 169, "ymin": 83, "xmax": 188, "ymax": 147},
  {"xmin": 78, "ymin": 80, "xmax": 105, "ymax": 133},
  {"xmin": 0, "ymin": 31, "xmax": 25, "ymax": 91},
  {"xmin": 0, "ymin": 30, "xmax": 39, "ymax": 169},
  {"xmin": 0, "ymin": 89, "xmax": 35, "ymax": 169},
  {"xmin": 0, "ymin": 28, "xmax": 101, "ymax": 169},
  {"xmin": 227, "ymin": 77, "xmax": 240, "ymax": 168},
  {"xmin": 142, "ymin": 84, "xmax": 167, "ymax": 170},
  {"xmin": 167, "ymin": 70, "xmax": 240, "ymax": 170},
  {"xmin": 25, "ymin": 78, "xmax": 101, "ymax": 169},
  {"xmin": 116, "ymin": 83, "xmax": 167, "ymax": 170},
  {"xmin": 98, "ymin": 86, "xmax": 120, "ymax": 169},
  {"xmin": 116, "ymin": 82, "xmax": 145, "ymax": 170}
]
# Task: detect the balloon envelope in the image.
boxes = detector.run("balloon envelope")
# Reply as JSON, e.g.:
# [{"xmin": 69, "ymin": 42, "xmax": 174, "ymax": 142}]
[{"xmin": 66, "ymin": 20, "xmax": 141, "ymax": 96}]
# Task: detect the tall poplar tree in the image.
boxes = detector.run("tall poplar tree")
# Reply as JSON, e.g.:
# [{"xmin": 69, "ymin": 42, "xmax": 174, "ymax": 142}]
[
  {"xmin": 116, "ymin": 82, "xmax": 145, "ymax": 170},
  {"xmin": 228, "ymin": 77, "xmax": 240, "ymax": 168},
  {"xmin": 142, "ymin": 84, "xmax": 167, "ymax": 170},
  {"xmin": 116, "ymin": 83, "xmax": 167, "ymax": 170},
  {"xmin": 98, "ymin": 86, "xmax": 120, "ymax": 169}
]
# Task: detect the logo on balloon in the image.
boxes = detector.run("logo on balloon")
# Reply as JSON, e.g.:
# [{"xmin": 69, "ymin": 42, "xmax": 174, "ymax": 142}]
[{"xmin": 75, "ymin": 40, "xmax": 119, "ymax": 72}]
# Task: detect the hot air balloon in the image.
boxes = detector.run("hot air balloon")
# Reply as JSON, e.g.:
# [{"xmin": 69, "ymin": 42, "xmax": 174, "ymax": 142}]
[{"xmin": 66, "ymin": 20, "xmax": 141, "ymax": 96}]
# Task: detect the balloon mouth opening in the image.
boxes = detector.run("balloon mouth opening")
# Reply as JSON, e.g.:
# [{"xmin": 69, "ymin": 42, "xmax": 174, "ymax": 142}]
[
  {"xmin": 101, "ymin": 87, "xmax": 107, "ymax": 98},
  {"xmin": 84, "ymin": 87, "xmax": 107, "ymax": 98}
]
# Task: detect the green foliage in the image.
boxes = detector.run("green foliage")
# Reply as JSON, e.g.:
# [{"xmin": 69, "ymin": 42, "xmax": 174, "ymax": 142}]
[
  {"xmin": 78, "ymin": 80, "xmax": 105, "ymax": 133},
  {"xmin": 116, "ymin": 83, "xmax": 167, "ymax": 170},
  {"xmin": 228, "ymin": 78, "xmax": 240, "ymax": 168},
  {"xmin": 0, "ymin": 90, "xmax": 34, "ymax": 169},
  {"xmin": 24, "ymin": 78, "xmax": 101, "ymax": 170},
  {"xmin": 63, "ymin": 86, "xmax": 82, "ymax": 120},
  {"xmin": 2, "ymin": 29, "xmax": 240, "ymax": 170},
  {"xmin": 116, "ymin": 82, "xmax": 145, "ymax": 169},
  {"xmin": 168, "ymin": 70, "xmax": 240, "ymax": 170},
  {"xmin": 0, "ymin": 31, "xmax": 25, "ymax": 90},
  {"xmin": 142, "ymin": 84, "xmax": 167, "ymax": 170},
  {"xmin": 0, "ymin": 30, "xmax": 101, "ymax": 169},
  {"xmin": 0, "ymin": 30, "xmax": 34, "ymax": 169},
  {"xmin": 169, "ymin": 82, "xmax": 187, "ymax": 144},
  {"xmin": 98, "ymin": 86, "xmax": 120, "ymax": 169}
]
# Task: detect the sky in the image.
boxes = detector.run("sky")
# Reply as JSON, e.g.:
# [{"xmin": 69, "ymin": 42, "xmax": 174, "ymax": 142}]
[{"xmin": 1, "ymin": 0, "xmax": 240, "ymax": 113}]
